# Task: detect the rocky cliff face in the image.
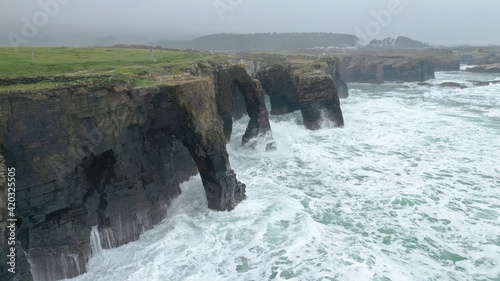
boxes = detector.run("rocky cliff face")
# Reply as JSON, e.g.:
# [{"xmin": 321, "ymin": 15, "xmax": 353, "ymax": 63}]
[
  {"xmin": 341, "ymin": 55, "xmax": 435, "ymax": 83},
  {"xmin": 0, "ymin": 77, "xmax": 248, "ymax": 281},
  {"xmin": 428, "ymin": 56, "xmax": 460, "ymax": 71},
  {"xmin": 456, "ymin": 48, "xmax": 500, "ymax": 65},
  {"xmin": 206, "ymin": 65, "xmax": 274, "ymax": 149},
  {"xmin": 258, "ymin": 60, "xmax": 344, "ymax": 130},
  {"xmin": 466, "ymin": 63, "xmax": 500, "ymax": 73},
  {"xmin": 326, "ymin": 58, "xmax": 349, "ymax": 99},
  {"xmin": 0, "ymin": 56, "xmax": 347, "ymax": 280}
]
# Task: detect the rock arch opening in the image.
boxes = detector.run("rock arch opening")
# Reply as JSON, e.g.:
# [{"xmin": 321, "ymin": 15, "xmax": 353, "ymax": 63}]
[{"xmin": 215, "ymin": 65, "xmax": 274, "ymax": 149}]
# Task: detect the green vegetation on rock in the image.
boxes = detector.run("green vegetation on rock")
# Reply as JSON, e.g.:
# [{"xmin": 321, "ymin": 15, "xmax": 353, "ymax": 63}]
[{"xmin": 0, "ymin": 47, "xmax": 226, "ymax": 92}]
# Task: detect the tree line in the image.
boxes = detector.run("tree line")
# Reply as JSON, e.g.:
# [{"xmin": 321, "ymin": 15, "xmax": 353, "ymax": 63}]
[{"xmin": 159, "ymin": 32, "xmax": 359, "ymax": 51}]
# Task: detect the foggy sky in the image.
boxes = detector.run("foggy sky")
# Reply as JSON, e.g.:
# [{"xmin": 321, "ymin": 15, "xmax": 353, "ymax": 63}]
[{"xmin": 1, "ymin": 0, "xmax": 499, "ymax": 46}]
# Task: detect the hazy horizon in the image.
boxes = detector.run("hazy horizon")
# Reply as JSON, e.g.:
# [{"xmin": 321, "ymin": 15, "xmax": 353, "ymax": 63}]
[{"xmin": 1, "ymin": 0, "xmax": 499, "ymax": 46}]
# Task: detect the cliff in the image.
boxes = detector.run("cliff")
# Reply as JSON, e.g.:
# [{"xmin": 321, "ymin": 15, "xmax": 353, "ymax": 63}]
[
  {"xmin": 326, "ymin": 58, "xmax": 349, "ymax": 98},
  {"xmin": 0, "ymin": 54, "xmax": 348, "ymax": 280},
  {"xmin": 195, "ymin": 64, "xmax": 274, "ymax": 149},
  {"xmin": 0, "ymin": 76, "xmax": 249, "ymax": 280},
  {"xmin": 340, "ymin": 55, "xmax": 435, "ymax": 83},
  {"xmin": 427, "ymin": 56, "xmax": 460, "ymax": 71},
  {"xmin": 466, "ymin": 63, "xmax": 500, "ymax": 73},
  {"xmin": 219, "ymin": 56, "xmax": 347, "ymax": 130},
  {"xmin": 455, "ymin": 47, "xmax": 500, "ymax": 65},
  {"xmin": 257, "ymin": 59, "xmax": 345, "ymax": 130}
]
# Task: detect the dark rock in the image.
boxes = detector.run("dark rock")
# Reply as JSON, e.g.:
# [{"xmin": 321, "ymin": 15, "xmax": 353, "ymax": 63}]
[
  {"xmin": 439, "ymin": 82, "xmax": 467, "ymax": 89},
  {"xmin": 326, "ymin": 58, "xmax": 349, "ymax": 99},
  {"xmin": 205, "ymin": 64, "xmax": 274, "ymax": 148},
  {"xmin": 0, "ymin": 54, "xmax": 347, "ymax": 280},
  {"xmin": 417, "ymin": 82, "xmax": 467, "ymax": 89},
  {"xmin": 0, "ymin": 78, "xmax": 246, "ymax": 280},
  {"xmin": 164, "ymin": 81, "xmax": 246, "ymax": 211},
  {"xmin": 466, "ymin": 63, "xmax": 500, "ymax": 73},
  {"xmin": 258, "ymin": 60, "xmax": 344, "ymax": 130},
  {"xmin": 430, "ymin": 58, "xmax": 461, "ymax": 71},
  {"xmin": 456, "ymin": 48, "xmax": 500, "ymax": 65},
  {"xmin": 257, "ymin": 64, "xmax": 300, "ymax": 115},
  {"xmin": 469, "ymin": 80, "xmax": 500, "ymax": 87},
  {"xmin": 340, "ymin": 55, "xmax": 435, "ymax": 83},
  {"xmin": 418, "ymin": 82, "xmax": 431, "ymax": 87}
]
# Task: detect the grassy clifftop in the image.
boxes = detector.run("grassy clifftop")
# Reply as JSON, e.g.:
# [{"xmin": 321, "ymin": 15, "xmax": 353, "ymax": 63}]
[{"xmin": 0, "ymin": 47, "xmax": 225, "ymax": 92}]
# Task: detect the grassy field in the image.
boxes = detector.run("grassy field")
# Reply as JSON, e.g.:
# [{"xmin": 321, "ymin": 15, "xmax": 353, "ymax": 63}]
[{"xmin": 0, "ymin": 47, "xmax": 225, "ymax": 91}]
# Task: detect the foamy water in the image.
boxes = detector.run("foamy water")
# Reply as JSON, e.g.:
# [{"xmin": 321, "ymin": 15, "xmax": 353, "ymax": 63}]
[{"xmin": 67, "ymin": 71, "xmax": 500, "ymax": 281}]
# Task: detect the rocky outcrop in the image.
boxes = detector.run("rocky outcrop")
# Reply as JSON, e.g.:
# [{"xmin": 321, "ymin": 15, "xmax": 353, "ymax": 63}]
[
  {"xmin": 438, "ymin": 82, "xmax": 467, "ymax": 89},
  {"xmin": 340, "ymin": 55, "xmax": 435, "ymax": 83},
  {"xmin": 456, "ymin": 48, "xmax": 500, "ymax": 65},
  {"xmin": 212, "ymin": 57, "xmax": 347, "ymax": 130},
  {"xmin": 326, "ymin": 58, "xmax": 349, "ymax": 99},
  {"xmin": 0, "ymin": 77, "xmax": 247, "ymax": 281},
  {"xmin": 429, "ymin": 57, "xmax": 460, "ymax": 71},
  {"xmin": 469, "ymin": 80, "xmax": 500, "ymax": 87},
  {"xmin": 466, "ymin": 63, "xmax": 500, "ymax": 73},
  {"xmin": 0, "ymin": 55, "xmax": 347, "ymax": 280},
  {"xmin": 227, "ymin": 56, "xmax": 349, "ymax": 100},
  {"xmin": 258, "ymin": 60, "xmax": 344, "ymax": 130},
  {"xmin": 209, "ymin": 65, "xmax": 274, "ymax": 149},
  {"xmin": 418, "ymin": 82, "xmax": 468, "ymax": 89}
]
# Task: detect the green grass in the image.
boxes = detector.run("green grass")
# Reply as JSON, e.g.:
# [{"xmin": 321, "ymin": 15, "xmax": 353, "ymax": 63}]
[
  {"xmin": 0, "ymin": 47, "xmax": 228, "ymax": 92},
  {"xmin": 0, "ymin": 47, "xmax": 217, "ymax": 78}
]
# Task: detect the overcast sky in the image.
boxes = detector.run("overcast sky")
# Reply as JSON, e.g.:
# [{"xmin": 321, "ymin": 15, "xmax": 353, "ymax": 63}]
[{"xmin": 1, "ymin": 0, "xmax": 499, "ymax": 45}]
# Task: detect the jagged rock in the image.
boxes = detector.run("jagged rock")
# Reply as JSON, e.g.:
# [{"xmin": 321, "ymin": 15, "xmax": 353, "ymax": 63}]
[
  {"xmin": 469, "ymin": 80, "xmax": 500, "ymax": 86},
  {"xmin": 439, "ymin": 82, "xmax": 467, "ymax": 89},
  {"xmin": 341, "ymin": 55, "xmax": 435, "ymax": 83},
  {"xmin": 0, "ymin": 55, "xmax": 347, "ymax": 280},
  {"xmin": 0, "ymin": 78, "xmax": 245, "ymax": 280},
  {"xmin": 257, "ymin": 64, "xmax": 300, "ymax": 115},
  {"xmin": 326, "ymin": 58, "xmax": 349, "ymax": 99},
  {"xmin": 210, "ymin": 65, "xmax": 274, "ymax": 148},
  {"xmin": 227, "ymin": 56, "xmax": 349, "ymax": 100},
  {"xmin": 418, "ymin": 82, "xmax": 431, "ymax": 87},
  {"xmin": 457, "ymin": 48, "xmax": 500, "ymax": 65},
  {"xmin": 466, "ymin": 63, "xmax": 500, "ymax": 73},
  {"xmin": 258, "ymin": 60, "xmax": 344, "ymax": 130},
  {"xmin": 417, "ymin": 82, "xmax": 467, "ymax": 89},
  {"xmin": 430, "ymin": 57, "xmax": 461, "ymax": 71}
]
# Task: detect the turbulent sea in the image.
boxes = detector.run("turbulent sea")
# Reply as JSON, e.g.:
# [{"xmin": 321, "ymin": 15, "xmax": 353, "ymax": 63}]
[{"xmin": 68, "ymin": 70, "xmax": 500, "ymax": 281}]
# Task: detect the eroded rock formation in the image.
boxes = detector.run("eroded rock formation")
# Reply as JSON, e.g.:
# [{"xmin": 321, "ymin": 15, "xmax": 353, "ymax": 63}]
[
  {"xmin": 466, "ymin": 63, "xmax": 500, "ymax": 73},
  {"xmin": 326, "ymin": 58, "xmax": 349, "ymax": 99},
  {"xmin": 258, "ymin": 60, "xmax": 345, "ymax": 130},
  {"xmin": 0, "ymin": 78, "xmax": 245, "ymax": 281},
  {"xmin": 211, "ymin": 65, "xmax": 274, "ymax": 148},
  {"xmin": 0, "ymin": 56, "xmax": 348, "ymax": 280},
  {"xmin": 340, "ymin": 55, "xmax": 435, "ymax": 83},
  {"xmin": 430, "ymin": 57, "xmax": 460, "ymax": 71}
]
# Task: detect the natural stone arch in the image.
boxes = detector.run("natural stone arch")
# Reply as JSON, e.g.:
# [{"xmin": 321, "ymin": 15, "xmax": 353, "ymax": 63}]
[
  {"xmin": 257, "ymin": 62, "xmax": 344, "ymax": 130},
  {"xmin": 214, "ymin": 65, "xmax": 274, "ymax": 148}
]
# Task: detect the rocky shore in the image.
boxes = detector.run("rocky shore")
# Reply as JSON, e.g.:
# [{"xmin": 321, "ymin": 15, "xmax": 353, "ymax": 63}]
[
  {"xmin": 466, "ymin": 63, "xmax": 500, "ymax": 73},
  {"xmin": 340, "ymin": 55, "xmax": 435, "ymax": 83},
  {"xmin": 0, "ymin": 56, "xmax": 346, "ymax": 281}
]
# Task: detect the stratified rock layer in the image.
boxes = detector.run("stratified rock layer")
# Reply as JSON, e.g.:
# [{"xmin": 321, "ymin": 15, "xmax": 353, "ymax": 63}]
[
  {"xmin": 0, "ymin": 55, "xmax": 348, "ymax": 281},
  {"xmin": 0, "ymin": 78, "xmax": 244, "ymax": 281},
  {"xmin": 341, "ymin": 55, "xmax": 435, "ymax": 83},
  {"xmin": 258, "ymin": 60, "xmax": 345, "ymax": 130},
  {"xmin": 212, "ymin": 65, "xmax": 273, "ymax": 147},
  {"xmin": 466, "ymin": 63, "xmax": 500, "ymax": 73}
]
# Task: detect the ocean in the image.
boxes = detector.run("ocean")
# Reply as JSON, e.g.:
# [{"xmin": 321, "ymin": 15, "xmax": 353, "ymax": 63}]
[{"xmin": 66, "ymin": 70, "xmax": 500, "ymax": 281}]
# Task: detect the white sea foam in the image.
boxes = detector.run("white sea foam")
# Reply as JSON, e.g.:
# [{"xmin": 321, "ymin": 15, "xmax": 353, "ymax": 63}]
[{"xmin": 67, "ymin": 71, "xmax": 500, "ymax": 281}]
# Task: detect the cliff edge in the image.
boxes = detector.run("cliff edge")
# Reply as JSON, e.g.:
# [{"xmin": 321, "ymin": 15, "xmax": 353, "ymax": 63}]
[{"xmin": 0, "ymin": 53, "xmax": 348, "ymax": 280}]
